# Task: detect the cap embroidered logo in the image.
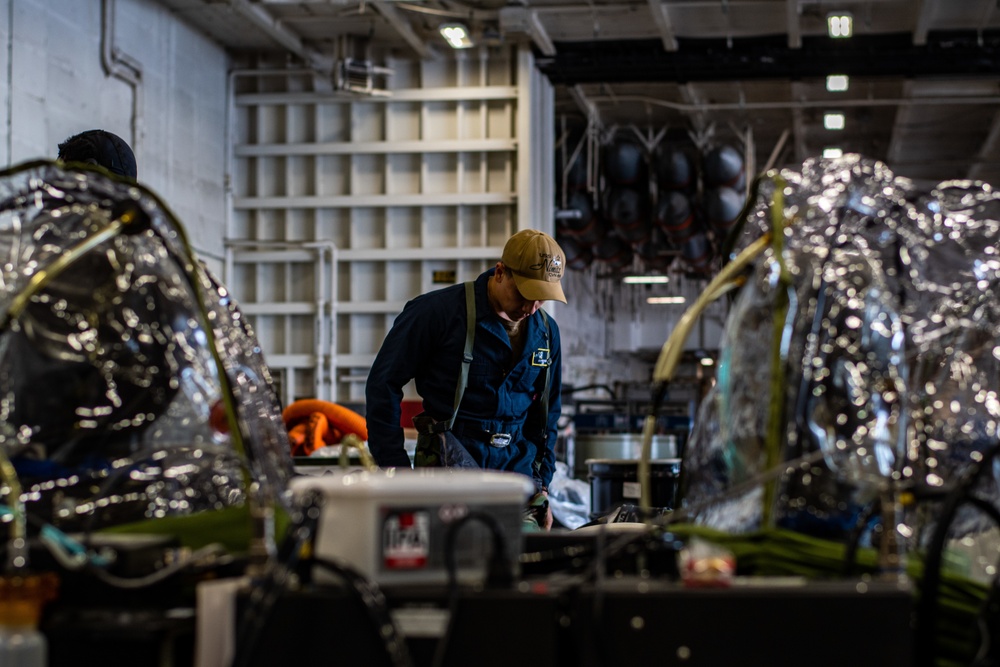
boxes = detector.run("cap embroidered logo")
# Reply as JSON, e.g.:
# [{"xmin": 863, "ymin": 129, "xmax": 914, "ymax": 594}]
[{"xmin": 530, "ymin": 253, "xmax": 563, "ymax": 282}]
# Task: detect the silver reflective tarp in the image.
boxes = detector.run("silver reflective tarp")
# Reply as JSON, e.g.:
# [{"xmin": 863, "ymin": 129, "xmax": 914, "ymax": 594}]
[
  {"xmin": 683, "ymin": 155, "xmax": 1000, "ymax": 542},
  {"xmin": 0, "ymin": 161, "xmax": 292, "ymax": 532}
]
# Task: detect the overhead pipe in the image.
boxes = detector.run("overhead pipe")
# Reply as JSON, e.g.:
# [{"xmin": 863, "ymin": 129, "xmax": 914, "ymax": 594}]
[
  {"xmin": 101, "ymin": 0, "xmax": 142, "ymax": 158},
  {"xmin": 581, "ymin": 93, "xmax": 1000, "ymax": 114},
  {"xmin": 304, "ymin": 241, "xmax": 339, "ymax": 403}
]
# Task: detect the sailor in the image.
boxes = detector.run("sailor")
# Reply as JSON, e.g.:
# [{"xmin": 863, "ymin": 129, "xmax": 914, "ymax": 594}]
[
  {"xmin": 57, "ymin": 129, "xmax": 137, "ymax": 180},
  {"xmin": 365, "ymin": 230, "xmax": 567, "ymax": 530}
]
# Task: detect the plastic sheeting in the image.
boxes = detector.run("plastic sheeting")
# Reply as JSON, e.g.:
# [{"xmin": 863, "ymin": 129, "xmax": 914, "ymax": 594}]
[
  {"xmin": 682, "ymin": 155, "xmax": 1000, "ymax": 544},
  {"xmin": 0, "ymin": 161, "xmax": 293, "ymax": 533}
]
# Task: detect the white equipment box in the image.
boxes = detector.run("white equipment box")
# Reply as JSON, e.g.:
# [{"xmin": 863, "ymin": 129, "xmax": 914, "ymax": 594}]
[{"xmin": 289, "ymin": 468, "xmax": 533, "ymax": 585}]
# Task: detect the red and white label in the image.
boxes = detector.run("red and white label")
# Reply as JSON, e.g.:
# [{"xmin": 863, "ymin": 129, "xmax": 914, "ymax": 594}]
[{"xmin": 382, "ymin": 510, "xmax": 430, "ymax": 569}]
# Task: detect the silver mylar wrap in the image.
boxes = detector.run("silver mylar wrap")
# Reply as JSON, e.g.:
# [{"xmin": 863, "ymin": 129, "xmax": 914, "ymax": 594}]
[
  {"xmin": 0, "ymin": 161, "xmax": 293, "ymax": 532},
  {"xmin": 683, "ymin": 154, "xmax": 1000, "ymax": 544}
]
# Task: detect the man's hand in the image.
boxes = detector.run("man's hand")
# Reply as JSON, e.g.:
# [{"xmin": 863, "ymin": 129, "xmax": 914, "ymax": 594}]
[
  {"xmin": 524, "ymin": 489, "xmax": 553, "ymax": 531},
  {"xmin": 540, "ymin": 490, "xmax": 553, "ymax": 530}
]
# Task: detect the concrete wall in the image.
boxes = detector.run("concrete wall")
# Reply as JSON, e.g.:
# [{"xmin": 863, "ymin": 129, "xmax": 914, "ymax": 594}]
[
  {"xmin": 554, "ymin": 266, "xmax": 726, "ymax": 394},
  {"xmin": 0, "ymin": 0, "xmax": 229, "ymax": 267}
]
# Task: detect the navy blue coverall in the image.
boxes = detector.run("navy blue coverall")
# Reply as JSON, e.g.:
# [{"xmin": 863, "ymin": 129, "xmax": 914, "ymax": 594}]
[{"xmin": 365, "ymin": 268, "xmax": 561, "ymax": 491}]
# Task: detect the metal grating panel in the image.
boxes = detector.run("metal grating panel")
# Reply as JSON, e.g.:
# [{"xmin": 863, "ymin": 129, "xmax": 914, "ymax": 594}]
[{"xmin": 226, "ymin": 46, "xmax": 554, "ymax": 404}]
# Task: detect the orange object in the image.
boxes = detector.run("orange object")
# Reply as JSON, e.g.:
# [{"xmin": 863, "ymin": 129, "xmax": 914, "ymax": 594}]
[
  {"xmin": 282, "ymin": 399, "xmax": 368, "ymax": 457},
  {"xmin": 0, "ymin": 573, "xmax": 59, "ymax": 627},
  {"xmin": 208, "ymin": 400, "xmax": 230, "ymax": 435}
]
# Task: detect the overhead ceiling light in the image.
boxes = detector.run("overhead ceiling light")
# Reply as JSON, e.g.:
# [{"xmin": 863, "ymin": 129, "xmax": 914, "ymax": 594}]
[
  {"xmin": 824, "ymin": 112, "xmax": 846, "ymax": 130},
  {"xmin": 694, "ymin": 349, "xmax": 715, "ymax": 366},
  {"xmin": 826, "ymin": 74, "xmax": 849, "ymax": 92},
  {"xmin": 440, "ymin": 23, "xmax": 474, "ymax": 49},
  {"xmin": 823, "ymin": 147, "xmax": 844, "ymax": 158},
  {"xmin": 827, "ymin": 13, "xmax": 853, "ymax": 38},
  {"xmin": 647, "ymin": 296, "xmax": 686, "ymax": 305},
  {"xmin": 623, "ymin": 275, "xmax": 669, "ymax": 284}
]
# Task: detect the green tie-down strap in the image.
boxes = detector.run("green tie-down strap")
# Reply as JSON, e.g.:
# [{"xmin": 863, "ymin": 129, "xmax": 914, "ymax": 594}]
[
  {"xmin": 97, "ymin": 503, "xmax": 289, "ymax": 555},
  {"xmin": 446, "ymin": 281, "xmax": 477, "ymax": 430}
]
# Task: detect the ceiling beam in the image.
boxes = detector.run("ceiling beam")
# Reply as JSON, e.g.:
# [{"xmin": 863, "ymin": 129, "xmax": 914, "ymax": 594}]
[
  {"xmin": 226, "ymin": 0, "xmax": 334, "ymax": 73},
  {"xmin": 647, "ymin": 0, "xmax": 679, "ymax": 52},
  {"xmin": 258, "ymin": 0, "xmax": 355, "ymax": 4},
  {"xmin": 499, "ymin": 7, "xmax": 556, "ymax": 56},
  {"xmin": 525, "ymin": 10, "xmax": 556, "ymax": 56},
  {"xmin": 573, "ymin": 92, "xmax": 1000, "ymax": 118},
  {"xmin": 568, "ymin": 85, "xmax": 601, "ymax": 127},
  {"xmin": 763, "ymin": 127, "xmax": 791, "ymax": 172},
  {"xmin": 370, "ymin": 0, "xmax": 433, "ymax": 59},
  {"xmin": 968, "ymin": 108, "xmax": 1000, "ymax": 181},
  {"xmin": 980, "ymin": 0, "xmax": 998, "ymax": 35},
  {"xmin": 912, "ymin": 0, "xmax": 933, "ymax": 46},
  {"xmin": 885, "ymin": 80, "xmax": 915, "ymax": 165},
  {"xmin": 786, "ymin": 0, "xmax": 801, "ymax": 49},
  {"xmin": 790, "ymin": 81, "xmax": 807, "ymax": 163},
  {"xmin": 678, "ymin": 84, "xmax": 707, "ymax": 133},
  {"xmin": 536, "ymin": 33, "xmax": 1000, "ymax": 84}
]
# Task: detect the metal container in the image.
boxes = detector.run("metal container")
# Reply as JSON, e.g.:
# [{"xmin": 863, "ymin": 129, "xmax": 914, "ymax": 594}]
[
  {"xmin": 571, "ymin": 433, "xmax": 677, "ymax": 479},
  {"xmin": 586, "ymin": 458, "xmax": 682, "ymax": 518}
]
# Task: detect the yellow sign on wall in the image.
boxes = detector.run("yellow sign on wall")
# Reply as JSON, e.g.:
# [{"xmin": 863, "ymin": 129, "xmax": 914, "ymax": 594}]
[{"xmin": 432, "ymin": 270, "xmax": 457, "ymax": 284}]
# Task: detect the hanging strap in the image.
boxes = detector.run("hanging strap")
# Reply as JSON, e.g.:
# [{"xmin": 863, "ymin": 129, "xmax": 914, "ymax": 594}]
[
  {"xmin": 531, "ymin": 308, "xmax": 553, "ymax": 481},
  {"xmin": 442, "ymin": 281, "xmax": 476, "ymax": 431},
  {"xmin": 438, "ymin": 287, "xmax": 550, "ymax": 443},
  {"xmin": 538, "ymin": 308, "xmax": 552, "ymax": 420}
]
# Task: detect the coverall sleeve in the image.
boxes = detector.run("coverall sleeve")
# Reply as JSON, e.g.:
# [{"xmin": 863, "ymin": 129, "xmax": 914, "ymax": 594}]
[{"xmin": 365, "ymin": 301, "xmax": 437, "ymax": 468}]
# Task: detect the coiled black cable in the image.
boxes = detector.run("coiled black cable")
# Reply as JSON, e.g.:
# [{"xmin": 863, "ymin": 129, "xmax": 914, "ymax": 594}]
[
  {"xmin": 915, "ymin": 442, "xmax": 1000, "ymax": 667},
  {"xmin": 230, "ymin": 489, "xmax": 323, "ymax": 667},
  {"xmin": 309, "ymin": 556, "xmax": 414, "ymax": 667},
  {"xmin": 231, "ymin": 489, "xmax": 414, "ymax": 667}
]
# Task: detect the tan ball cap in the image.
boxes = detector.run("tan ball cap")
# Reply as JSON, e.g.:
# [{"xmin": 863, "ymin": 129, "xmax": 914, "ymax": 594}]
[{"xmin": 501, "ymin": 229, "xmax": 568, "ymax": 303}]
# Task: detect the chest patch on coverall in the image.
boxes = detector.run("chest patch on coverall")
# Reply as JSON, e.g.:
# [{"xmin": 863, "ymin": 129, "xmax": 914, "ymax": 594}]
[{"xmin": 531, "ymin": 347, "xmax": 551, "ymax": 367}]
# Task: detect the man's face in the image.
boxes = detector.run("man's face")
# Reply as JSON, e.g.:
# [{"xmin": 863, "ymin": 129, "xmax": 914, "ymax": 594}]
[{"xmin": 494, "ymin": 263, "xmax": 542, "ymax": 323}]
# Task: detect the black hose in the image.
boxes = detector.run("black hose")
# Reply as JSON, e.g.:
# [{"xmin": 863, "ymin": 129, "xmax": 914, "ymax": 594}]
[
  {"xmin": 432, "ymin": 510, "xmax": 513, "ymax": 667},
  {"xmin": 970, "ymin": 567, "xmax": 1000, "ymax": 667},
  {"xmin": 842, "ymin": 498, "xmax": 880, "ymax": 577}
]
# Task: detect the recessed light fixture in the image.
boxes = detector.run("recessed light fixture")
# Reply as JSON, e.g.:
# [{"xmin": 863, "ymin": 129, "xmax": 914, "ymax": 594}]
[
  {"xmin": 623, "ymin": 275, "xmax": 670, "ymax": 284},
  {"xmin": 823, "ymin": 147, "xmax": 844, "ymax": 158},
  {"xmin": 827, "ymin": 13, "xmax": 853, "ymax": 38},
  {"xmin": 824, "ymin": 112, "xmax": 846, "ymax": 130},
  {"xmin": 440, "ymin": 23, "xmax": 473, "ymax": 49},
  {"xmin": 647, "ymin": 296, "xmax": 686, "ymax": 305},
  {"xmin": 700, "ymin": 356, "xmax": 715, "ymax": 367},
  {"xmin": 826, "ymin": 74, "xmax": 849, "ymax": 92}
]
